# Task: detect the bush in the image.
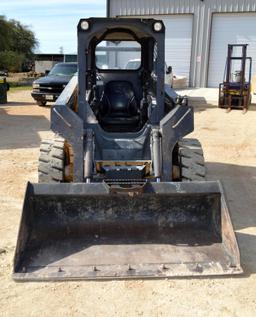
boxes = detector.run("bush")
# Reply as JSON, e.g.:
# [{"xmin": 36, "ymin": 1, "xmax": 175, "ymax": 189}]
[{"xmin": 0, "ymin": 51, "xmax": 24, "ymax": 72}]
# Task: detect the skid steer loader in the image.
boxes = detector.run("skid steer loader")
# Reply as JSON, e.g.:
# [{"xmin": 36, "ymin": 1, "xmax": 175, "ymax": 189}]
[{"xmin": 13, "ymin": 18, "xmax": 242, "ymax": 281}]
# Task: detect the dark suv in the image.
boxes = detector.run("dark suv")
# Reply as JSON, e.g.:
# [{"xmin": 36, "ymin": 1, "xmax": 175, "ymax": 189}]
[{"xmin": 31, "ymin": 62, "xmax": 77, "ymax": 106}]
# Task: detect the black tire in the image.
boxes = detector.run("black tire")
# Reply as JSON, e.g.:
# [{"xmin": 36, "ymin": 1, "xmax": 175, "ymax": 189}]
[
  {"xmin": 249, "ymin": 94, "xmax": 252, "ymax": 106},
  {"xmin": 178, "ymin": 138, "xmax": 206, "ymax": 181},
  {"xmin": 38, "ymin": 138, "xmax": 65, "ymax": 183},
  {"xmin": 37, "ymin": 101, "xmax": 47, "ymax": 107},
  {"xmin": 218, "ymin": 96, "xmax": 224, "ymax": 108}
]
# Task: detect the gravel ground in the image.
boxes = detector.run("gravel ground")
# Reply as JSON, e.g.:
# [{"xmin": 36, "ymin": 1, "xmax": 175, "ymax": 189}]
[{"xmin": 0, "ymin": 89, "xmax": 256, "ymax": 317}]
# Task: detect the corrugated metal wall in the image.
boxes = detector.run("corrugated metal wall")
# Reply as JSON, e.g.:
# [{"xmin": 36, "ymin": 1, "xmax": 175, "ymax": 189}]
[{"xmin": 108, "ymin": 0, "xmax": 256, "ymax": 87}]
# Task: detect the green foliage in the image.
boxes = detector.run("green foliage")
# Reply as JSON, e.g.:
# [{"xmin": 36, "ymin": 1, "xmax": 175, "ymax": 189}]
[
  {"xmin": 0, "ymin": 15, "xmax": 38, "ymax": 72},
  {"xmin": 0, "ymin": 51, "xmax": 24, "ymax": 72}
]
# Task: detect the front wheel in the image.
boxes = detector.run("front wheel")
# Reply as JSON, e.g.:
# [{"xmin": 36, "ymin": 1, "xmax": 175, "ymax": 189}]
[
  {"xmin": 178, "ymin": 138, "xmax": 206, "ymax": 181},
  {"xmin": 37, "ymin": 101, "xmax": 47, "ymax": 107},
  {"xmin": 38, "ymin": 137, "xmax": 73, "ymax": 183}
]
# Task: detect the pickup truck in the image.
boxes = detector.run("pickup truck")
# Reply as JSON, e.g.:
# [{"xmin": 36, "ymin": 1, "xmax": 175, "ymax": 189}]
[{"xmin": 31, "ymin": 62, "xmax": 77, "ymax": 106}]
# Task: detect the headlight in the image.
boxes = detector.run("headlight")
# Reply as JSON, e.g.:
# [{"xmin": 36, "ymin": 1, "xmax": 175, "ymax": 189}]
[
  {"xmin": 153, "ymin": 22, "xmax": 163, "ymax": 32},
  {"xmin": 33, "ymin": 83, "xmax": 40, "ymax": 89},
  {"xmin": 81, "ymin": 20, "xmax": 89, "ymax": 30}
]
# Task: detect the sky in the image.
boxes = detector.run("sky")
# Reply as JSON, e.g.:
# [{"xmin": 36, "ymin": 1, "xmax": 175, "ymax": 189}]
[{"xmin": 0, "ymin": 0, "xmax": 106, "ymax": 53}]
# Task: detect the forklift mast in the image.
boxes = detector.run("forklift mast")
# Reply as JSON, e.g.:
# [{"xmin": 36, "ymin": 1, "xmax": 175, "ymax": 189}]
[{"xmin": 219, "ymin": 44, "xmax": 252, "ymax": 112}]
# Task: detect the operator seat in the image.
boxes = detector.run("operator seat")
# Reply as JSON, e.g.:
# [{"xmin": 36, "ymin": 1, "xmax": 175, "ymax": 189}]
[{"xmin": 99, "ymin": 81, "xmax": 140, "ymax": 131}]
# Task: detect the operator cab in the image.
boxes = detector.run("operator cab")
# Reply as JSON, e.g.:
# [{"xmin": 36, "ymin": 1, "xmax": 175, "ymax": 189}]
[{"xmin": 86, "ymin": 25, "xmax": 163, "ymax": 132}]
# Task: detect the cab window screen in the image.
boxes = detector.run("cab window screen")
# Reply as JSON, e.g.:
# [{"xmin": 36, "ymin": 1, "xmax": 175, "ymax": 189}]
[{"xmin": 96, "ymin": 40, "xmax": 141, "ymax": 70}]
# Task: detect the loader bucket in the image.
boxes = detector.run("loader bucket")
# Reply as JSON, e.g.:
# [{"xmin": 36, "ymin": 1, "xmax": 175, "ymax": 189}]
[{"xmin": 13, "ymin": 181, "xmax": 242, "ymax": 281}]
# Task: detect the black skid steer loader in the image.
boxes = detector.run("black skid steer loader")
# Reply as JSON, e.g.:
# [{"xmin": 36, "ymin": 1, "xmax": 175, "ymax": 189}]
[{"xmin": 13, "ymin": 18, "xmax": 242, "ymax": 281}]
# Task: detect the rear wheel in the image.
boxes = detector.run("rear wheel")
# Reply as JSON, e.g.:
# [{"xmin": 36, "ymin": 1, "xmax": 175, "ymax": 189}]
[
  {"xmin": 38, "ymin": 137, "xmax": 73, "ymax": 183},
  {"xmin": 178, "ymin": 138, "xmax": 206, "ymax": 181}
]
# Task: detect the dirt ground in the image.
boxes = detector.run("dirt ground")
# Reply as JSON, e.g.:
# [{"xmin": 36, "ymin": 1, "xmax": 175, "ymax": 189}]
[{"xmin": 0, "ymin": 89, "xmax": 256, "ymax": 317}]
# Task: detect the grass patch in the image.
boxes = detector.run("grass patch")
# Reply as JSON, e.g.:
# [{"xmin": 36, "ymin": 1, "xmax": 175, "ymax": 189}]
[{"xmin": 10, "ymin": 85, "xmax": 32, "ymax": 91}]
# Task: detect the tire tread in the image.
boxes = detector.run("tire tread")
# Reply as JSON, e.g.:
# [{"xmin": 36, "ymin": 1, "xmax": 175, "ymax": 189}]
[
  {"xmin": 38, "ymin": 137, "xmax": 65, "ymax": 183},
  {"xmin": 178, "ymin": 138, "xmax": 206, "ymax": 182}
]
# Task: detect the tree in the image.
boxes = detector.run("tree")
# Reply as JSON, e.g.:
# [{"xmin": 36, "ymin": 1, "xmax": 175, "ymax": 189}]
[
  {"xmin": 0, "ymin": 51, "xmax": 24, "ymax": 72},
  {"xmin": 0, "ymin": 15, "xmax": 38, "ymax": 71}
]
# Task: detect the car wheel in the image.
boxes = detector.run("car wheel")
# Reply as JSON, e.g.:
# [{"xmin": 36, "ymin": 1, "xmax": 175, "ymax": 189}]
[{"xmin": 37, "ymin": 101, "xmax": 47, "ymax": 107}]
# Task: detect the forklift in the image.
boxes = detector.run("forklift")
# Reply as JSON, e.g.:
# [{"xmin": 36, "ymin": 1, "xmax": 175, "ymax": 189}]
[{"xmin": 218, "ymin": 44, "xmax": 252, "ymax": 113}]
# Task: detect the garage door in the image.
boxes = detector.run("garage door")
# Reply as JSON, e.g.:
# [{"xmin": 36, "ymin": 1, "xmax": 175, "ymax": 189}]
[
  {"xmin": 128, "ymin": 15, "xmax": 193, "ymax": 79},
  {"xmin": 208, "ymin": 13, "xmax": 256, "ymax": 87},
  {"xmin": 160, "ymin": 15, "xmax": 193, "ymax": 79}
]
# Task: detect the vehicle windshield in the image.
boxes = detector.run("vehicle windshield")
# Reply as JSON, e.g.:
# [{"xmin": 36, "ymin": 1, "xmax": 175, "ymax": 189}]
[
  {"xmin": 49, "ymin": 64, "xmax": 77, "ymax": 76},
  {"xmin": 125, "ymin": 60, "xmax": 141, "ymax": 70}
]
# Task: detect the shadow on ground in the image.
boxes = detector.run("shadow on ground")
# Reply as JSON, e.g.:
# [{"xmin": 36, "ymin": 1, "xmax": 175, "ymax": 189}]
[
  {"xmin": 187, "ymin": 96, "xmax": 217, "ymax": 113},
  {"xmin": 188, "ymin": 96, "xmax": 256, "ymax": 113},
  {"xmin": 207, "ymin": 162, "xmax": 256, "ymax": 275},
  {"xmin": 0, "ymin": 101, "xmax": 36, "ymax": 106},
  {"xmin": 0, "ymin": 107, "xmax": 50, "ymax": 149}
]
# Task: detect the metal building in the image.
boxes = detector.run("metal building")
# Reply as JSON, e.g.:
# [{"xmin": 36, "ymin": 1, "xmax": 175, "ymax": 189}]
[
  {"xmin": 34, "ymin": 54, "xmax": 77, "ymax": 74},
  {"xmin": 107, "ymin": 0, "xmax": 256, "ymax": 87}
]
